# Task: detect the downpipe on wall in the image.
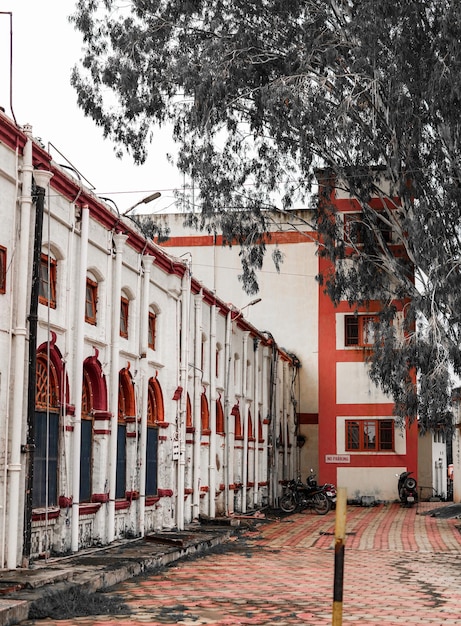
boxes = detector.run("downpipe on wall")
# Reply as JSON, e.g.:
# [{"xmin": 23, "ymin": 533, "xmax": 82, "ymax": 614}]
[
  {"xmin": 22, "ymin": 169, "xmax": 53, "ymax": 566},
  {"xmin": 71, "ymin": 205, "xmax": 89, "ymax": 553}
]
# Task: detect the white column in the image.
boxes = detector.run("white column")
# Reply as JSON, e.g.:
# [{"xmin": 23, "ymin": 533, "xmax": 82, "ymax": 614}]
[
  {"xmin": 138, "ymin": 254, "xmax": 154, "ymax": 537},
  {"xmin": 71, "ymin": 205, "xmax": 89, "ymax": 552},
  {"xmin": 7, "ymin": 128, "xmax": 33, "ymax": 568},
  {"xmin": 208, "ymin": 304, "xmax": 217, "ymax": 518},
  {"xmin": 241, "ymin": 332, "xmax": 249, "ymax": 513},
  {"xmin": 107, "ymin": 233, "xmax": 128, "ymax": 542},
  {"xmin": 223, "ymin": 311, "xmax": 232, "ymax": 515},
  {"xmin": 192, "ymin": 291, "xmax": 202, "ymax": 520},
  {"xmin": 177, "ymin": 265, "xmax": 191, "ymax": 530},
  {"xmin": 253, "ymin": 340, "xmax": 260, "ymax": 507}
]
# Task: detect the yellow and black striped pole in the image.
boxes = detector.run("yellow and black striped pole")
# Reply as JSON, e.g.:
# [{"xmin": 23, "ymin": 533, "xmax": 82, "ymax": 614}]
[{"xmin": 332, "ymin": 487, "xmax": 347, "ymax": 625}]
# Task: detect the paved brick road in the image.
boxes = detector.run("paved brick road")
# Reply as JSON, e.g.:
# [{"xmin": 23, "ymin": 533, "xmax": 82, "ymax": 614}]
[{"xmin": 23, "ymin": 502, "xmax": 461, "ymax": 625}]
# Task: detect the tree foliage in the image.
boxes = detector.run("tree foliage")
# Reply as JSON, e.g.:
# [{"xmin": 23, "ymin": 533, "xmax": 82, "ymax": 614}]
[{"xmin": 70, "ymin": 0, "xmax": 461, "ymax": 432}]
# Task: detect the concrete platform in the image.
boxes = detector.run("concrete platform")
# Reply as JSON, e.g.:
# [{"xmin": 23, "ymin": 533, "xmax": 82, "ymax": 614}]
[{"xmin": 0, "ymin": 523, "xmax": 235, "ymax": 626}]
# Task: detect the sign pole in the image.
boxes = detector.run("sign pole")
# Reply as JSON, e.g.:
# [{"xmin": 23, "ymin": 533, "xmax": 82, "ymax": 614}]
[{"xmin": 332, "ymin": 487, "xmax": 347, "ymax": 625}]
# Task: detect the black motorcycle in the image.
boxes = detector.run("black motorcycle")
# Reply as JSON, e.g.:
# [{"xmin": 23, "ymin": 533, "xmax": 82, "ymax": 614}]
[
  {"xmin": 280, "ymin": 475, "xmax": 331, "ymax": 515},
  {"xmin": 306, "ymin": 470, "xmax": 337, "ymax": 509},
  {"xmin": 397, "ymin": 471, "xmax": 418, "ymax": 507}
]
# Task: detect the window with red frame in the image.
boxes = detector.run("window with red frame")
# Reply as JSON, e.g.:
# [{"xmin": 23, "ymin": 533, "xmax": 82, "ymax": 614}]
[
  {"xmin": 344, "ymin": 212, "xmax": 392, "ymax": 246},
  {"xmin": 120, "ymin": 297, "xmax": 129, "ymax": 338},
  {"xmin": 345, "ymin": 315, "xmax": 377, "ymax": 347},
  {"xmin": 148, "ymin": 311, "xmax": 156, "ymax": 349},
  {"xmin": 85, "ymin": 278, "xmax": 98, "ymax": 325},
  {"xmin": 344, "ymin": 213, "xmax": 366, "ymax": 245},
  {"xmin": 201, "ymin": 393, "xmax": 210, "ymax": 433},
  {"xmin": 39, "ymin": 254, "xmax": 57, "ymax": 308},
  {"xmin": 216, "ymin": 398, "xmax": 224, "ymax": 434},
  {"xmin": 0, "ymin": 246, "xmax": 6, "ymax": 294},
  {"xmin": 346, "ymin": 419, "xmax": 394, "ymax": 452}
]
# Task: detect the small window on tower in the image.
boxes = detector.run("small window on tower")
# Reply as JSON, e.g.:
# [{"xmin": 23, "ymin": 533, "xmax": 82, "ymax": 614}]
[{"xmin": 0, "ymin": 246, "xmax": 6, "ymax": 294}]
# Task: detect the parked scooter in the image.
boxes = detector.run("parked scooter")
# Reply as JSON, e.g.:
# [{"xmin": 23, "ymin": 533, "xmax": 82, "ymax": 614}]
[
  {"xmin": 280, "ymin": 475, "xmax": 331, "ymax": 515},
  {"xmin": 397, "ymin": 471, "xmax": 418, "ymax": 506}
]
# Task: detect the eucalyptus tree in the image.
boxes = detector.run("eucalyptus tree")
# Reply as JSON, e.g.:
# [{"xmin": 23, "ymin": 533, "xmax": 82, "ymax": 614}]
[{"xmin": 70, "ymin": 0, "xmax": 461, "ymax": 432}]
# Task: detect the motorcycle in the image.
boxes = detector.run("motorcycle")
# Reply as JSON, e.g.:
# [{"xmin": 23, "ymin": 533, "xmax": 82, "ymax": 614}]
[
  {"xmin": 306, "ymin": 470, "xmax": 337, "ymax": 509},
  {"xmin": 280, "ymin": 475, "xmax": 331, "ymax": 515},
  {"xmin": 397, "ymin": 471, "xmax": 418, "ymax": 507}
]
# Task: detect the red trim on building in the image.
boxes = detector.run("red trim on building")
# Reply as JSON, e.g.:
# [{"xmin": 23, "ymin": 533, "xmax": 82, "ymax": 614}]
[
  {"xmin": 79, "ymin": 503, "xmax": 101, "ymax": 516},
  {"xmin": 91, "ymin": 493, "xmax": 109, "ymax": 503},
  {"xmin": 298, "ymin": 413, "xmax": 319, "ymax": 425}
]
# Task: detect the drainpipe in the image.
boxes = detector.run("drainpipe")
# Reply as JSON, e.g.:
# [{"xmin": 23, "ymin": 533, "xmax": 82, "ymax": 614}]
[
  {"xmin": 283, "ymin": 361, "xmax": 289, "ymax": 477},
  {"xmin": 71, "ymin": 205, "xmax": 89, "ymax": 553},
  {"xmin": 7, "ymin": 127, "xmax": 33, "ymax": 569},
  {"xmin": 208, "ymin": 303, "xmax": 217, "ymax": 518},
  {"xmin": 192, "ymin": 291, "xmax": 202, "ymax": 520},
  {"xmin": 241, "ymin": 333, "xmax": 249, "ymax": 513},
  {"xmin": 262, "ymin": 348, "xmax": 269, "ymax": 498},
  {"xmin": 22, "ymin": 168, "xmax": 54, "ymax": 567},
  {"xmin": 269, "ymin": 345, "xmax": 279, "ymax": 507},
  {"xmin": 253, "ymin": 340, "xmax": 260, "ymax": 508},
  {"xmin": 108, "ymin": 233, "xmax": 128, "ymax": 543},
  {"xmin": 139, "ymin": 255, "xmax": 154, "ymax": 537},
  {"xmin": 177, "ymin": 263, "xmax": 191, "ymax": 530}
]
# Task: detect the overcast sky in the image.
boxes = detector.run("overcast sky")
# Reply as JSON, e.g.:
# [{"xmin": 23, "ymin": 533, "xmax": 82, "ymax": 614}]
[{"xmin": 0, "ymin": 1, "xmax": 183, "ymax": 213}]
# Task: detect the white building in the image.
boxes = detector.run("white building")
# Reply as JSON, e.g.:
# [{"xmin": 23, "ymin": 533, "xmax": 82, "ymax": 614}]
[
  {"xmin": 148, "ymin": 183, "xmax": 423, "ymax": 504},
  {"xmin": 0, "ymin": 112, "xmax": 299, "ymax": 568}
]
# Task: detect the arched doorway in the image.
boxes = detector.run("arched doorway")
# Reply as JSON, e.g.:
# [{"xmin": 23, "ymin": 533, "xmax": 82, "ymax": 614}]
[
  {"xmin": 117, "ymin": 368, "xmax": 136, "ymax": 499},
  {"xmin": 81, "ymin": 353, "xmax": 108, "ymax": 502},
  {"xmin": 33, "ymin": 353, "xmax": 60, "ymax": 508},
  {"xmin": 147, "ymin": 378, "xmax": 164, "ymax": 495}
]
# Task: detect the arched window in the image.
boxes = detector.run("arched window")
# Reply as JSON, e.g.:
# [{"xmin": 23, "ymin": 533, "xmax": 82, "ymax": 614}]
[
  {"xmin": 148, "ymin": 309, "xmax": 157, "ymax": 350},
  {"xmin": 85, "ymin": 276, "xmax": 98, "ymax": 325},
  {"xmin": 216, "ymin": 398, "xmax": 225, "ymax": 435},
  {"xmin": 232, "ymin": 404, "xmax": 242, "ymax": 440},
  {"xmin": 33, "ymin": 353, "xmax": 60, "ymax": 508},
  {"xmin": 39, "ymin": 252, "xmax": 57, "ymax": 309},
  {"xmin": 233, "ymin": 354, "xmax": 241, "ymax": 394},
  {"xmin": 201, "ymin": 392, "xmax": 210, "ymax": 433},
  {"xmin": 248, "ymin": 410, "xmax": 255, "ymax": 442},
  {"xmin": 148, "ymin": 377, "xmax": 164, "ymax": 423},
  {"xmin": 186, "ymin": 393, "xmax": 193, "ymax": 432},
  {"xmin": 35, "ymin": 353, "xmax": 59, "ymax": 410},
  {"xmin": 258, "ymin": 412, "xmax": 264, "ymax": 443},
  {"xmin": 118, "ymin": 368, "xmax": 135, "ymax": 419},
  {"xmin": 0, "ymin": 245, "xmax": 6, "ymax": 294}
]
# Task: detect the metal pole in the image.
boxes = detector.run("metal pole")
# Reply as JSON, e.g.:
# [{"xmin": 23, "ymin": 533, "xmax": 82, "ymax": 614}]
[
  {"xmin": 22, "ymin": 172, "xmax": 52, "ymax": 565},
  {"xmin": 332, "ymin": 487, "xmax": 347, "ymax": 625}
]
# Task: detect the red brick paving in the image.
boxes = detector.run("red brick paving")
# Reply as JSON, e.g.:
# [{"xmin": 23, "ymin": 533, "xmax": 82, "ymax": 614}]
[{"xmin": 22, "ymin": 502, "xmax": 461, "ymax": 625}]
